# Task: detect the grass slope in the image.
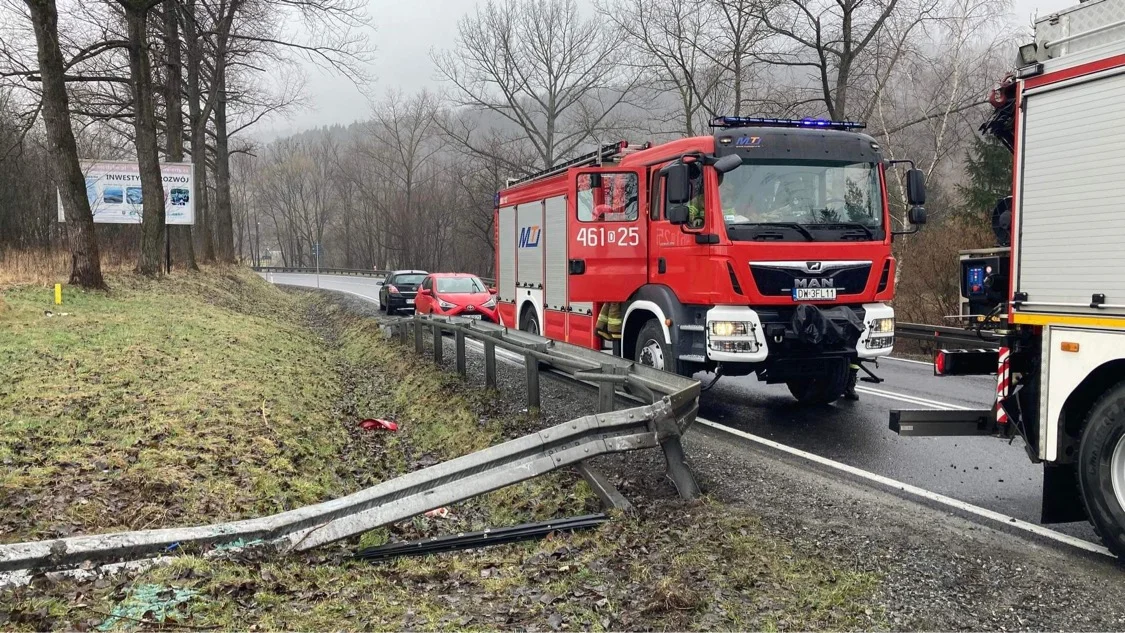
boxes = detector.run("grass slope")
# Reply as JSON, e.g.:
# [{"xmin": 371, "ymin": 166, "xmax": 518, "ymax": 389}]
[
  {"xmin": 1, "ymin": 270, "xmax": 879, "ymax": 631},
  {"xmin": 0, "ymin": 270, "xmax": 348, "ymax": 541}
]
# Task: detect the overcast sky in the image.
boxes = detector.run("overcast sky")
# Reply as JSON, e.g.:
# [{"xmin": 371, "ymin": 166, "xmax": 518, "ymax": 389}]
[{"xmin": 262, "ymin": 0, "xmax": 1080, "ymax": 138}]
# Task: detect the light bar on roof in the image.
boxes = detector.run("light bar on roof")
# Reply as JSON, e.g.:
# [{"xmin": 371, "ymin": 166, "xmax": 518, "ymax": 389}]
[{"xmin": 709, "ymin": 116, "xmax": 866, "ymax": 131}]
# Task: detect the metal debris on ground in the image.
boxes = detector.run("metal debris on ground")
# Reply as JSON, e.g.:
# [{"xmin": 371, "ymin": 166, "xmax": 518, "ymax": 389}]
[{"xmin": 355, "ymin": 513, "xmax": 608, "ymax": 563}]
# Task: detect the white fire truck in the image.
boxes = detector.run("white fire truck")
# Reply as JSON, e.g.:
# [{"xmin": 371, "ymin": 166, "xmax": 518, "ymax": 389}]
[{"xmin": 892, "ymin": 0, "xmax": 1125, "ymax": 557}]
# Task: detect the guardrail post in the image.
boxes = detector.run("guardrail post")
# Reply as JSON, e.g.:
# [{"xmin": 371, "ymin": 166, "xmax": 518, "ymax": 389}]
[
  {"xmin": 484, "ymin": 339, "xmax": 497, "ymax": 389},
  {"xmin": 455, "ymin": 329, "xmax": 466, "ymax": 376},
  {"xmin": 433, "ymin": 325, "xmax": 443, "ymax": 365},
  {"xmin": 525, "ymin": 355, "xmax": 540, "ymax": 413},
  {"xmin": 597, "ymin": 363, "xmax": 616, "ymax": 413},
  {"xmin": 414, "ymin": 320, "xmax": 423, "ymax": 355}
]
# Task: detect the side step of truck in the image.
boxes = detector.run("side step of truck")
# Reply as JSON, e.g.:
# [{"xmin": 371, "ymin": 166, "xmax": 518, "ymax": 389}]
[{"xmin": 890, "ymin": 409, "xmax": 996, "ymax": 436}]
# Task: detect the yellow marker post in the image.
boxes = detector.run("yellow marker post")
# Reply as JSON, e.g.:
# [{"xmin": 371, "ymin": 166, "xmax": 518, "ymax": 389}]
[{"xmin": 54, "ymin": 284, "xmax": 62, "ymax": 305}]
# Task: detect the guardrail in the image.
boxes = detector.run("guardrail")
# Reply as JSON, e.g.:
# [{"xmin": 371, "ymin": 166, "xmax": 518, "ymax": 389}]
[
  {"xmin": 253, "ymin": 267, "xmax": 496, "ymax": 287},
  {"xmin": 0, "ymin": 311, "xmax": 698, "ymax": 573},
  {"xmin": 896, "ymin": 322, "xmax": 1003, "ymax": 349}
]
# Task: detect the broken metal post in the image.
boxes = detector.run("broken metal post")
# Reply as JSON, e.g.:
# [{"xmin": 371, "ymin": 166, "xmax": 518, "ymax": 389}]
[
  {"xmin": 484, "ymin": 339, "xmax": 497, "ymax": 389},
  {"xmin": 525, "ymin": 354, "xmax": 540, "ymax": 412},
  {"xmin": 455, "ymin": 329, "xmax": 467, "ymax": 376},
  {"xmin": 433, "ymin": 325, "xmax": 443, "ymax": 365},
  {"xmin": 653, "ymin": 408, "xmax": 700, "ymax": 500}
]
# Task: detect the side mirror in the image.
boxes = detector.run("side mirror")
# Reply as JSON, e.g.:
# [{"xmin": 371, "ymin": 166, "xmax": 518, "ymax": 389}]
[
  {"xmin": 906, "ymin": 169, "xmax": 926, "ymax": 206},
  {"xmin": 588, "ymin": 172, "xmax": 602, "ymax": 189},
  {"xmin": 418, "ymin": 288, "xmax": 432, "ymax": 297},
  {"xmin": 713, "ymin": 154, "xmax": 742, "ymax": 174},
  {"xmin": 489, "ymin": 287, "xmax": 498, "ymax": 295},
  {"xmin": 662, "ymin": 162, "xmax": 691, "ymax": 205},
  {"xmin": 667, "ymin": 204, "xmax": 689, "ymax": 225},
  {"xmin": 908, "ymin": 205, "xmax": 927, "ymax": 225}
]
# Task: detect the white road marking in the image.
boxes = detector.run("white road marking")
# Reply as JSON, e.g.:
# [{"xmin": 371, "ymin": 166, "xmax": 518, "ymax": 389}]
[
  {"xmin": 854, "ymin": 385, "xmax": 974, "ymax": 411},
  {"xmin": 696, "ymin": 418, "xmax": 1112, "ymax": 557},
  {"xmin": 265, "ymin": 275, "xmax": 1111, "ymax": 558},
  {"xmin": 885, "ymin": 356, "xmax": 933, "ymax": 366},
  {"xmin": 270, "ymin": 279, "xmax": 382, "ymax": 305}
]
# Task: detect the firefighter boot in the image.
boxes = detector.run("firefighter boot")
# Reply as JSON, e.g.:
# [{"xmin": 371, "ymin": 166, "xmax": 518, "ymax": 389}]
[{"xmin": 844, "ymin": 364, "xmax": 860, "ymax": 400}]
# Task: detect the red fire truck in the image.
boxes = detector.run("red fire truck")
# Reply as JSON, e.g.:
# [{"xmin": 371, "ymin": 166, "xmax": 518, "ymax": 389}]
[{"xmin": 494, "ymin": 117, "xmax": 928, "ymax": 404}]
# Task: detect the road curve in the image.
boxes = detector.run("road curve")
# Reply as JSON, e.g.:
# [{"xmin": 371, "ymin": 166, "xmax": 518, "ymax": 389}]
[{"xmin": 261, "ymin": 271, "xmax": 1100, "ymax": 544}]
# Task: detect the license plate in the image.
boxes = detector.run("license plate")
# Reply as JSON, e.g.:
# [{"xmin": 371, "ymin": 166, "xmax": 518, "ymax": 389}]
[
  {"xmin": 793, "ymin": 287, "xmax": 837, "ymax": 301},
  {"xmin": 406, "ymin": 299, "xmax": 414, "ymax": 305},
  {"xmin": 463, "ymin": 314, "xmax": 482, "ymax": 320}
]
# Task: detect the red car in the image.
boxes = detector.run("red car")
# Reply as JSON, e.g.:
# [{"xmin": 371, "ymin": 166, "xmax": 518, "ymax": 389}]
[{"xmin": 415, "ymin": 273, "xmax": 499, "ymax": 322}]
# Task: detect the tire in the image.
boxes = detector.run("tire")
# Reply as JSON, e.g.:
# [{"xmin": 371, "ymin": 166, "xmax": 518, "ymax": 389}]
[
  {"xmin": 1078, "ymin": 380, "xmax": 1125, "ymax": 558},
  {"xmin": 633, "ymin": 320, "xmax": 671, "ymax": 372},
  {"xmin": 519, "ymin": 308, "xmax": 540, "ymax": 336},
  {"xmin": 786, "ymin": 365, "xmax": 849, "ymax": 406}
]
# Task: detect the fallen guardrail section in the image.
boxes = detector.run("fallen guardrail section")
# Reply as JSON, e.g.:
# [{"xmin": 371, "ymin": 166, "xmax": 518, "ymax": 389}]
[{"xmin": 0, "ymin": 314, "xmax": 698, "ymax": 574}]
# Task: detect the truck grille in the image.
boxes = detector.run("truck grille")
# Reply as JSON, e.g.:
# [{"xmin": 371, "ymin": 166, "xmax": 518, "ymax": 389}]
[{"xmin": 749, "ymin": 262, "xmax": 871, "ymax": 297}]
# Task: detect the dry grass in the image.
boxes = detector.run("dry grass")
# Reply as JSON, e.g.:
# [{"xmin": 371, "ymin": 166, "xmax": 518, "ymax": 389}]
[{"xmin": 0, "ymin": 248, "xmax": 137, "ymax": 287}]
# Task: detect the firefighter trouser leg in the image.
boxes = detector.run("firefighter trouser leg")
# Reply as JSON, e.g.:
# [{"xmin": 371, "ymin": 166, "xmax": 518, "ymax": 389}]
[
  {"xmin": 844, "ymin": 363, "xmax": 860, "ymax": 400},
  {"xmin": 596, "ymin": 303, "xmax": 623, "ymax": 341}
]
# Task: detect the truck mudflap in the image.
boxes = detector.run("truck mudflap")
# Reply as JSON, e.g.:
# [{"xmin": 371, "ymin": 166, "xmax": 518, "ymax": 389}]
[{"xmin": 889, "ymin": 409, "xmax": 997, "ymax": 436}]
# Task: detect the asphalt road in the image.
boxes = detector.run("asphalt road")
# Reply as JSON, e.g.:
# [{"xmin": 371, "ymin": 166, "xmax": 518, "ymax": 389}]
[{"xmin": 262, "ymin": 271, "xmax": 1099, "ymax": 544}]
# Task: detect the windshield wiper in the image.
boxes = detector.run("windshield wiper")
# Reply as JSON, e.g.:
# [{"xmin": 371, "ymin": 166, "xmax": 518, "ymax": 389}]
[
  {"xmin": 806, "ymin": 222, "xmax": 877, "ymax": 239},
  {"xmin": 729, "ymin": 221, "xmax": 816, "ymax": 241}
]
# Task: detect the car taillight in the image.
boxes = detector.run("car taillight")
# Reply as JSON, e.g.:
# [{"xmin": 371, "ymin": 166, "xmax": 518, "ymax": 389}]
[
  {"xmin": 935, "ymin": 350, "xmax": 946, "ymax": 375},
  {"xmin": 387, "ymin": 285, "xmax": 399, "ymax": 294}
]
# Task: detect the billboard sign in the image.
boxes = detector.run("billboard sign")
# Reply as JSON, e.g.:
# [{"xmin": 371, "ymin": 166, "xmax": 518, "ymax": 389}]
[{"xmin": 58, "ymin": 160, "xmax": 195, "ymax": 225}]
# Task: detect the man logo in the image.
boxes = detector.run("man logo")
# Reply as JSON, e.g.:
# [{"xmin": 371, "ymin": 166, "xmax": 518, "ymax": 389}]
[
  {"xmin": 519, "ymin": 226, "xmax": 541, "ymax": 248},
  {"xmin": 806, "ymin": 261, "xmax": 823, "ymax": 272}
]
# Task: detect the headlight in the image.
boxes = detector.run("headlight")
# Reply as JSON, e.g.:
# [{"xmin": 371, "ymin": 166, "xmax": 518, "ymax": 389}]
[
  {"xmin": 869, "ymin": 317, "xmax": 895, "ymax": 335},
  {"xmin": 437, "ymin": 298, "xmax": 456, "ymax": 310},
  {"xmin": 865, "ymin": 335, "xmax": 894, "ymax": 350},
  {"xmin": 710, "ymin": 321, "xmax": 753, "ymax": 337},
  {"xmin": 482, "ymin": 296, "xmax": 496, "ymax": 308}
]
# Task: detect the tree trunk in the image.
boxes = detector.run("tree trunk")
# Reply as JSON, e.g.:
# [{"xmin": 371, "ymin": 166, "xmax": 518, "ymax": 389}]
[
  {"xmin": 212, "ymin": 63, "xmax": 236, "ymax": 262},
  {"xmin": 23, "ymin": 0, "xmax": 106, "ymax": 289},
  {"xmin": 183, "ymin": 0, "xmax": 215, "ymax": 262},
  {"xmin": 163, "ymin": 0, "xmax": 197, "ymax": 271},
  {"xmin": 125, "ymin": 4, "xmax": 167, "ymax": 276}
]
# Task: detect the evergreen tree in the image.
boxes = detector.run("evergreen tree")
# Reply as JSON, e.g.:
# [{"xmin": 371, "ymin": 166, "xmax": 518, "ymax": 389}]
[{"xmin": 957, "ymin": 135, "xmax": 1012, "ymax": 225}]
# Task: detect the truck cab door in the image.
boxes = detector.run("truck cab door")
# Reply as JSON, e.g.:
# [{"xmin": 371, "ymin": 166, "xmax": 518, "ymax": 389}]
[{"xmin": 567, "ymin": 167, "xmax": 648, "ymax": 302}]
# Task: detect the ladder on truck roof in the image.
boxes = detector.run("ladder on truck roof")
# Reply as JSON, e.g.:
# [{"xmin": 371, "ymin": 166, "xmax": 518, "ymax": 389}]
[{"xmin": 504, "ymin": 140, "xmax": 651, "ymax": 188}]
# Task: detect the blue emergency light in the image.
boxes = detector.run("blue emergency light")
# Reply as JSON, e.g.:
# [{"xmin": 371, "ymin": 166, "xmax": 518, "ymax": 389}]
[{"xmin": 709, "ymin": 116, "xmax": 866, "ymax": 131}]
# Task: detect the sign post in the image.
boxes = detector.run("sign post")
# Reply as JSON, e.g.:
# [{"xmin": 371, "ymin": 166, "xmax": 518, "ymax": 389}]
[{"xmin": 314, "ymin": 242, "xmax": 321, "ymax": 288}]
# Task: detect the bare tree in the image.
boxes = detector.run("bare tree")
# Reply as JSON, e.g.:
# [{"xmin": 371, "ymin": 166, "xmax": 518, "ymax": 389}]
[
  {"xmin": 433, "ymin": 0, "xmax": 639, "ymax": 172},
  {"xmin": 750, "ymin": 0, "xmax": 941, "ymax": 120},
  {"xmin": 20, "ymin": 0, "xmax": 106, "ymax": 288},
  {"xmin": 162, "ymin": 0, "xmax": 196, "ymax": 269}
]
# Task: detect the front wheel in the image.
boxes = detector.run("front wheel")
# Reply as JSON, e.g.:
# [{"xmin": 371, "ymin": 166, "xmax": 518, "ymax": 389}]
[
  {"xmin": 786, "ymin": 366, "xmax": 849, "ymax": 406},
  {"xmin": 1078, "ymin": 380, "xmax": 1125, "ymax": 558},
  {"xmin": 634, "ymin": 320, "xmax": 671, "ymax": 372},
  {"xmin": 519, "ymin": 308, "xmax": 540, "ymax": 336}
]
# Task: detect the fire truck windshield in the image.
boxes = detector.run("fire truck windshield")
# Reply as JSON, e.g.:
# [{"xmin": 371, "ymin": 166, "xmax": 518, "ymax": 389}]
[{"xmin": 718, "ymin": 159, "xmax": 883, "ymax": 241}]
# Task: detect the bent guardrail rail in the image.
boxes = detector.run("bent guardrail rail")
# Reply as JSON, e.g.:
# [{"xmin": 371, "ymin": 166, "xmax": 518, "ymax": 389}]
[
  {"xmin": 895, "ymin": 322, "xmax": 1003, "ymax": 350},
  {"xmin": 252, "ymin": 266, "xmax": 495, "ymax": 287},
  {"xmin": 0, "ymin": 311, "xmax": 698, "ymax": 573}
]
